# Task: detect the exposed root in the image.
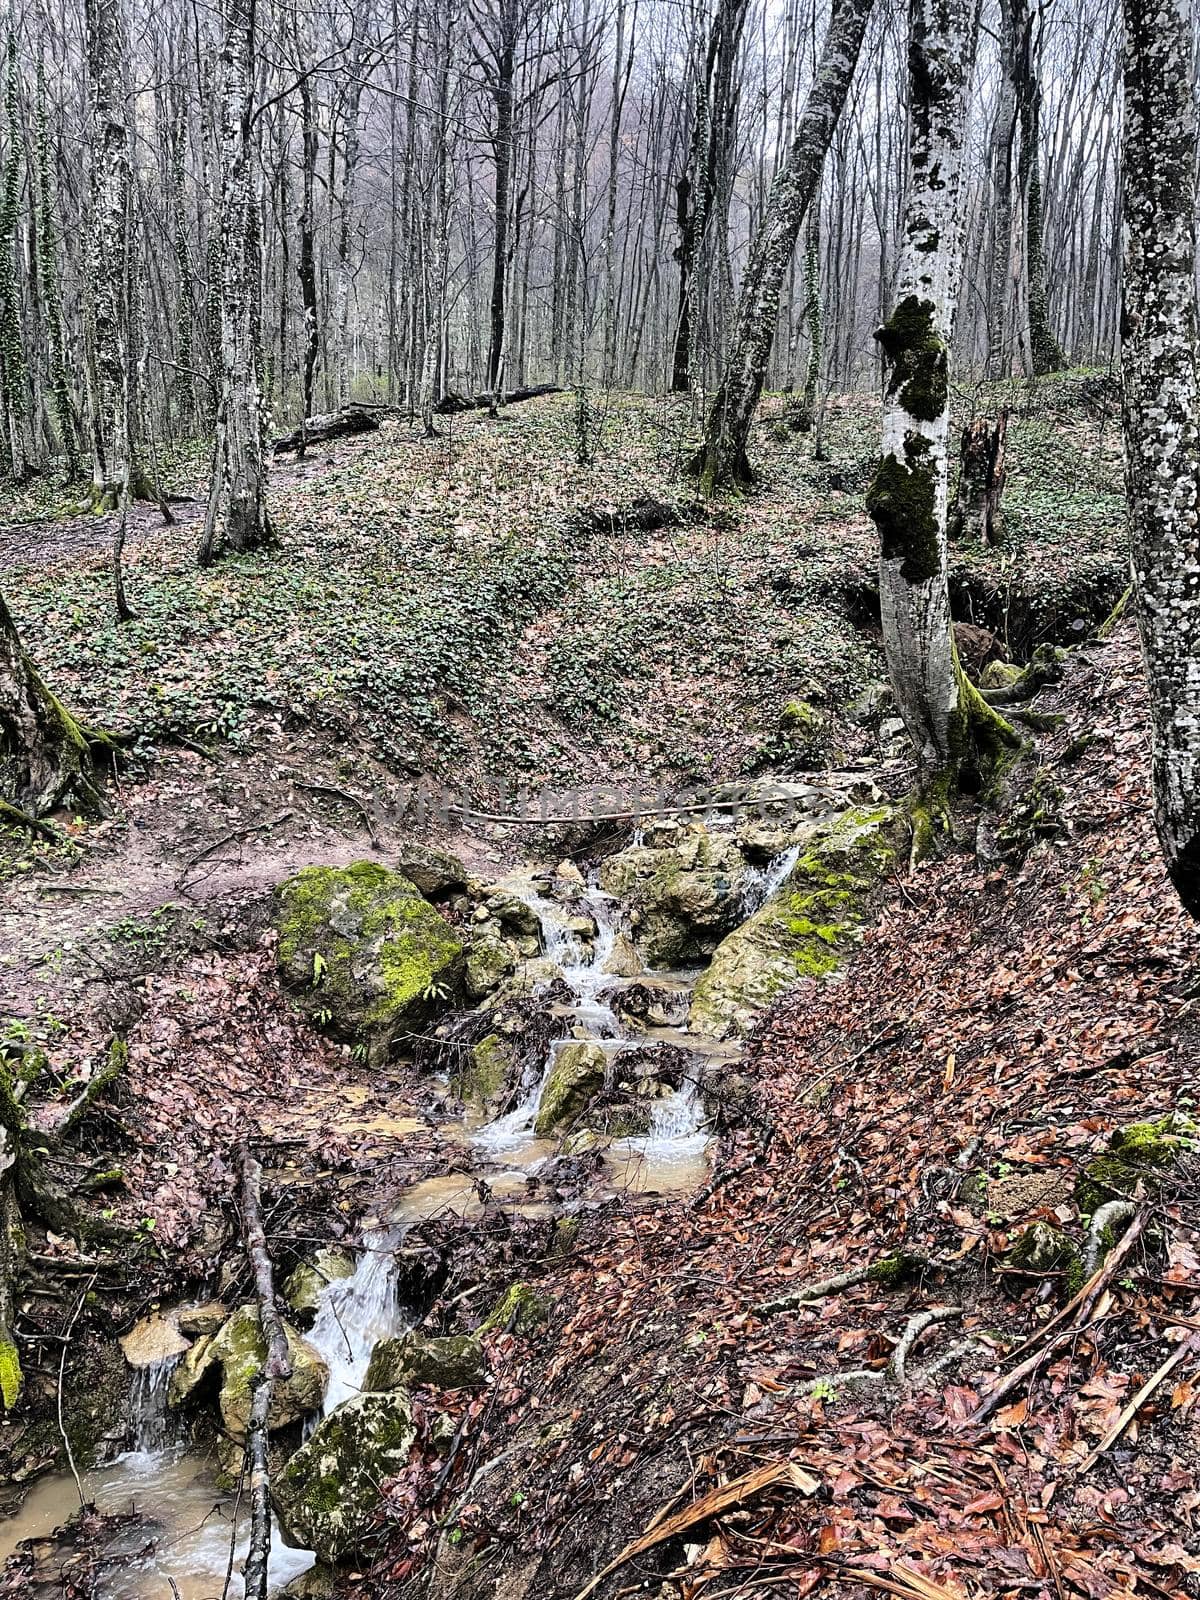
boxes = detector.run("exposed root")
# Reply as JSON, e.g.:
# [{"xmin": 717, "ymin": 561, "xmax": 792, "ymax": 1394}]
[
  {"xmin": 887, "ymin": 1306, "xmax": 962, "ymax": 1385},
  {"xmin": 1083, "ymin": 1199, "xmax": 1137, "ymax": 1279},
  {"xmin": 755, "ymin": 1251, "xmax": 927, "ymax": 1316}
]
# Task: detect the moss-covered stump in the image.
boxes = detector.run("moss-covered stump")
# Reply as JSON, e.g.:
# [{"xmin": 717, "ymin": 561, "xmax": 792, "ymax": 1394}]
[
  {"xmin": 274, "ymin": 1390, "xmax": 417, "ymax": 1563},
  {"xmin": 600, "ymin": 825, "xmax": 751, "ymax": 967},
  {"xmin": 688, "ymin": 807, "xmax": 894, "ymax": 1039},
  {"xmin": 284, "ymin": 1248, "xmax": 355, "ymax": 1320},
  {"xmin": 533, "ymin": 1042, "xmax": 608, "ymax": 1138},
  {"xmin": 1076, "ymin": 1113, "xmax": 1200, "ymax": 1213},
  {"xmin": 364, "ymin": 1332, "xmax": 484, "ymax": 1392},
  {"xmin": 275, "ymin": 862, "xmax": 465, "ymax": 1061},
  {"xmin": 167, "ymin": 1304, "xmax": 327, "ymax": 1440}
]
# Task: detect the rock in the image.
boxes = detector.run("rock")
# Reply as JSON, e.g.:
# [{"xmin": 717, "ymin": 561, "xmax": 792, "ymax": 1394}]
[
  {"xmin": 533, "ymin": 1042, "xmax": 608, "ymax": 1137},
  {"xmin": 847, "ymin": 681, "xmax": 892, "ymax": 725},
  {"xmin": 396, "ymin": 844, "xmax": 469, "ymax": 900},
  {"xmin": 465, "ymin": 935, "xmax": 515, "ymax": 1000},
  {"xmin": 954, "ymin": 621, "xmax": 1005, "ymax": 678},
  {"xmin": 168, "ymin": 1304, "xmax": 327, "ymax": 1440},
  {"xmin": 980, "ymin": 659, "xmax": 1023, "ymax": 691},
  {"xmin": 364, "ymin": 1332, "xmax": 484, "ymax": 1392},
  {"xmin": 120, "ymin": 1313, "xmax": 190, "ymax": 1369},
  {"xmin": 688, "ymin": 807, "xmax": 895, "ymax": 1040},
  {"xmin": 274, "ymin": 1391, "xmax": 417, "ymax": 1563},
  {"xmin": 458, "ymin": 1032, "xmax": 519, "ymax": 1113},
  {"xmin": 556, "ymin": 859, "xmax": 585, "ymax": 887},
  {"xmin": 602, "ymin": 931, "xmax": 642, "ymax": 978},
  {"xmin": 479, "ymin": 1283, "xmax": 547, "ymax": 1333},
  {"xmin": 1007, "ymin": 1222, "xmax": 1079, "ymax": 1275},
  {"xmin": 478, "ymin": 888, "xmax": 542, "ymax": 940},
  {"xmin": 284, "ymin": 1249, "xmax": 356, "ymax": 1319},
  {"xmin": 600, "ymin": 825, "xmax": 749, "ymax": 967},
  {"xmin": 275, "ymin": 862, "xmax": 465, "ymax": 1061},
  {"xmin": 1076, "ymin": 1112, "xmax": 1200, "ymax": 1213},
  {"xmin": 281, "ymin": 1566, "xmax": 337, "ymax": 1598},
  {"xmin": 178, "ymin": 1301, "xmax": 228, "ymax": 1337}
]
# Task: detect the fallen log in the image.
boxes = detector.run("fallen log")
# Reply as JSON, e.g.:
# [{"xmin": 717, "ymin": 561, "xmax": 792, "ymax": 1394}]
[
  {"xmin": 570, "ymin": 496, "xmax": 704, "ymax": 536},
  {"xmin": 238, "ymin": 1145, "xmax": 292, "ymax": 1600},
  {"xmin": 434, "ymin": 382, "xmax": 561, "ymax": 415},
  {"xmin": 273, "ymin": 405, "xmax": 390, "ymax": 453}
]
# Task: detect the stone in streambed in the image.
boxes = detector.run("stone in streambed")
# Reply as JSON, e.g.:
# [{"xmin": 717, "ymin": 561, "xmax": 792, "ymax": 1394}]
[
  {"xmin": 533, "ymin": 1041, "xmax": 607, "ymax": 1137},
  {"xmin": 274, "ymin": 1390, "xmax": 417, "ymax": 1562},
  {"xmin": 167, "ymin": 1304, "xmax": 327, "ymax": 1440},
  {"xmin": 284, "ymin": 1248, "xmax": 356, "ymax": 1319},
  {"xmin": 364, "ymin": 1332, "xmax": 484, "ymax": 1392}
]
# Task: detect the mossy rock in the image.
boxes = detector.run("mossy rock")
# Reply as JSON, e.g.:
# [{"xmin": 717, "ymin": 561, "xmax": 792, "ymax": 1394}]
[
  {"xmin": 533, "ymin": 1042, "xmax": 607, "ymax": 1138},
  {"xmin": 275, "ymin": 862, "xmax": 465, "ymax": 1061},
  {"xmin": 284, "ymin": 1248, "xmax": 356, "ymax": 1319},
  {"xmin": 274, "ymin": 1390, "xmax": 417, "ymax": 1563},
  {"xmin": 1007, "ymin": 1221, "xmax": 1080, "ymax": 1276},
  {"xmin": 364, "ymin": 1332, "xmax": 484, "ymax": 1392},
  {"xmin": 458, "ymin": 1032, "xmax": 518, "ymax": 1113},
  {"xmin": 0, "ymin": 1338, "xmax": 21, "ymax": 1410},
  {"xmin": 980, "ymin": 660, "xmax": 1023, "ymax": 691},
  {"xmin": 688, "ymin": 807, "xmax": 894, "ymax": 1040},
  {"xmin": 167, "ymin": 1304, "xmax": 327, "ymax": 1440},
  {"xmin": 1076, "ymin": 1113, "xmax": 1200, "ymax": 1214},
  {"xmin": 480, "ymin": 1282, "xmax": 547, "ymax": 1333},
  {"xmin": 600, "ymin": 826, "xmax": 750, "ymax": 968},
  {"xmin": 465, "ymin": 935, "xmax": 515, "ymax": 1000}
]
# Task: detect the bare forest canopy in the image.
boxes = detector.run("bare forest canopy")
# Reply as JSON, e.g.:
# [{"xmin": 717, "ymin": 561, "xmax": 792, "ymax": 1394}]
[{"xmin": 0, "ymin": 0, "xmax": 1117, "ymax": 479}]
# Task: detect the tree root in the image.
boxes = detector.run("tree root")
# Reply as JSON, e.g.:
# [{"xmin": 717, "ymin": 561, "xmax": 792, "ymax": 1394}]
[
  {"xmin": 0, "ymin": 797, "xmax": 65, "ymax": 842},
  {"xmin": 795, "ymin": 1306, "xmax": 966, "ymax": 1396},
  {"xmin": 1083, "ymin": 1199, "xmax": 1137, "ymax": 1279},
  {"xmin": 755, "ymin": 1252, "xmax": 927, "ymax": 1316}
]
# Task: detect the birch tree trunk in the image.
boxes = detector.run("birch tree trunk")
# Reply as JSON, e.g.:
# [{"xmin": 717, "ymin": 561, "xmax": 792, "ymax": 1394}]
[
  {"xmin": 35, "ymin": 60, "xmax": 78, "ymax": 480},
  {"xmin": 692, "ymin": 0, "xmax": 875, "ymax": 491},
  {"xmin": 201, "ymin": 0, "xmax": 273, "ymax": 561},
  {"xmin": 1121, "ymin": 0, "xmax": 1200, "ymax": 915},
  {"xmin": 866, "ymin": 0, "xmax": 1015, "ymax": 842}
]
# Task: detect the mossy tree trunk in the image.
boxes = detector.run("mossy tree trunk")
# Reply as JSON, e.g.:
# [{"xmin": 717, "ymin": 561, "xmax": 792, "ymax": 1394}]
[
  {"xmin": 35, "ymin": 59, "xmax": 79, "ymax": 481},
  {"xmin": 1121, "ymin": 0, "xmax": 1200, "ymax": 917},
  {"xmin": 0, "ymin": 590, "xmax": 101, "ymax": 818},
  {"xmin": 691, "ymin": 0, "xmax": 874, "ymax": 492},
  {"xmin": 866, "ymin": 0, "xmax": 1017, "ymax": 823},
  {"xmin": 0, "ymin": 34, "xmax": 30, "ymax": 485}
]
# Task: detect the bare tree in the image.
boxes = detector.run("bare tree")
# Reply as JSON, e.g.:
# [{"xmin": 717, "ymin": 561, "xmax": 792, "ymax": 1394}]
[
  {"xmin": 865, "ymin": 0, "xmax": 1015, "ymax": 849},
  {"xmin": 1121, "ymin": 0, "xmax": 1200, "ymax": 913}
]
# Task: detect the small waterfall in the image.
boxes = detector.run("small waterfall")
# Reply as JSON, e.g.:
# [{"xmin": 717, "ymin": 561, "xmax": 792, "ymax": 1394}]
[
  {"xmin": 740, "ymin": 845, "xmax": 800, "ymax": 918},
  {"xmin": 306, "ymin": 1233, "xmax": 407, "ymax": 1413},
  {"xmin": 127, "ymin": 1356, "xmax": 182, "ymax": 1457}
]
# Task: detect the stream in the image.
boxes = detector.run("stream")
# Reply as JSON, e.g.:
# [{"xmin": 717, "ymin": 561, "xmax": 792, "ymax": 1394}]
[{"xmin": 0, "ymin": 859, "xmax": 753, "ymax": 1594}]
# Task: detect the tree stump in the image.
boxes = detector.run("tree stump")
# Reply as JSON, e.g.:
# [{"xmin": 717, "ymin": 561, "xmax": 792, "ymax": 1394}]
[{"xmin": 949, "ymin": 409, "xmax": 1009, "ymax": 545}]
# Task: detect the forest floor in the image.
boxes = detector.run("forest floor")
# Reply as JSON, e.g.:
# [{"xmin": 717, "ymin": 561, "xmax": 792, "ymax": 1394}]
[{"xmin": 4, "ymin": 373, "xmax": 1191, "ymax": 1600}]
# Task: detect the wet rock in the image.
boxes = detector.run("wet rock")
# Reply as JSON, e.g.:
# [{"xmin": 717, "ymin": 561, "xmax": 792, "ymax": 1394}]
[
  {"xmin": 396, "ymin": 844, "xmax": 469, "ymax": 900},
  {"xmin": 364, "ymin": 1332, "xmax": 484, "ymax": 1391},
  {"xmin": 602, "ymin": 931, "xmax": 642, "ymax": 977},
  {"xmin": 556, "ymin": 859, "xmax": 585, "ymax": 887},
  {"xmin": 480, "ymin": 1282, "xmax": 547, "ymax": 1333},
  {"xmin": 177, "ymin": 1301, "xmax": 228, "ymax": 1337},
  {"xmin": 281, "ymin": 1566, "xmax": 337, "ymax": 1599},
  {"xmin": 275, "ymin": 862, "xmax": 465, "ymax": 1062},
  {"xmin": 274, "ymin": 1390, "xmax": 417, "ymax": 1563},
  {"xmin": 465, "ymin": 934, "xmax": 515, "ymax": 999},
  {"xmin": 167, "ymin": 1304, "xmax": 327, "ymax": 1440},
  {"xmin": 689, "ymin": 807, "xmax": 895, "ymax": 1040},
  {"xmin": 120, "ymin": 1312, "xmax": 190, "ymax": 1368},
  {"xmin": 609, "ymin": 979, "xmax": 690, "ymax": 1029},
  {"xmin": 284, "ymin": 1248, "xmax": 356, "ymax": 1320},
  {"xmin": 533, "ymin": 1041, "xmax": 608, "ymax": 1137},
  {"xmin": 600, "ymin": 824, "xmax": 749, "ymax": 967},
  {"xmin": 477, "ymin": 888, "xmax": 543, "ymax": 941},
  {"xmin": 459, "ymin": 1032, "xmax": 519, "ymax": 1114}
]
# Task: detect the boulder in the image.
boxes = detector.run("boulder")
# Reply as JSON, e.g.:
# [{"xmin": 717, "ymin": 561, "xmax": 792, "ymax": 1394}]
[
  {"xmin": 284, "ymin": 1248, "xmax": 356, "ymax": 1319},
  {"xmin": 275, "ymin": 862, "xmax": 465, "ymax": 1061},
  {"xmin": 980, "ymin": 659, "xmax": 1023, "ymax": 692},
  {"xmin": 178, "ymin": 1301, "xmax": 228, "ymax": 1337},
  {"xmin": 602, "ymin": 931, "xmax": 642, "ymax": 978},
  {"xmin": 465, "ymin": 935, "xmax": 515, "ymax": 1000},
  {"xmin": 533, "ymin": 1042, "xmax": 608, "ymax": 1137},
  {"xmin": 120, "ymin": 1313, "xmax": 190, "ymax": 1369},
  {"xmin": 458, "ymin": 1032, "xmax": 519, "ymax": 1114},
  {"xmin": 274, "ymin": 1390, "xmax": 417, "ymax": 1562},
  {"xmin": 689, "ymin": 807, "xmax": 894, "ymax": 1040},
  {"xmin": 600, "ymin": 825, "xmax": 749, "ymax": 967},
  {"xmin": 167, "ymin": 1304, "xmax": 327, "ymax": 1440},
  {"xmin": 395, "ymin": 844, "xmax": 469, "ymax": 900},
  {"xmin": 364, "ymin": 1332, "xmax": 484, "ymax": 1392}
]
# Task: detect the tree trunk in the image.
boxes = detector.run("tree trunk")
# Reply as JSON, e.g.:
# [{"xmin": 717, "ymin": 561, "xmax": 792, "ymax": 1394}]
[
  {"xmin": 1016, "ymin": 0, "xmax": 1065, "ymax": 375},
  {"xmin": 486, "ymin": 0, "xmax": 517, "ymax": 394},
  {"xmin": 1121, "ymin": 0, "xmax": 1200, "ymax": 915},
  {"xmin": 296, "ymin": 40, "xmax": 319, "ymax": 459},
  {"xmin": 865, "ymin": 0, "xmax": 1015, "ymax": 842},
  {"xmin": 0, "ymin": 35, "xmax": 29, "ymax": 484},
  {"xmin": 0, "ymin": 591, "xmax": 100, "ymax": 817},
  {"xmin": 691, "ymin": 0, "xmax": 875, "ymax": 491},
  {"xmin": 986, "ymin": 0, "xmax": 1017, "ymax": 377},
  {"xmin": 201, "ymin": 0, "xmax": 273, "ymax": 562},
  {"xmin": 948, "ymin": 410, "xmax": 1008, "ymax": 545},
  {"xmin": 34, "ymin": 61, "xmax": 78, "ymax": 480}
]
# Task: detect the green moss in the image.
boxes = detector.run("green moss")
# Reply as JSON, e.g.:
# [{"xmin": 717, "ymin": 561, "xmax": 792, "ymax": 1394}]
[
  {"xmin": 865, "ymin": 1252, "xmax": 923, "ymax": 1288},
  {"xmin": 875, "ymin": 295, "xmax": 948, "ymax": 422},
  {"xmin": 1007, "ymin": 1222, "xmax": 1079, "ymax": 1276},
  {"xmin": 459, "ymin": 1033, "xmax": 514, "ymax": 1107},
  {"xmin": 480, "ymin": 1282, "xmax": 547, "ymax": 1334},
  {"xmin": 1075, "ymin": 1113, "xmax": 1199, "ymax": 1213},
  {"xmin": 866, "ymin": 437, "xmax": 940, "ymax": 584},
  {"xmin": 0, "ymin": 1337, "xmax": 22, "ymax": 1408}
]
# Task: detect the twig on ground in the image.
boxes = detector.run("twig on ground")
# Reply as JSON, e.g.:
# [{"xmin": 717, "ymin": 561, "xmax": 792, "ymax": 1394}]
[
  {"xmin": 294, "ymin": 780, "xmax": 380, "ymax": 847},
  {"xmin": 176, "ymin": 810, "xmax": 294, "ymax": 888},
  {"xmin": 1078, "ymin": 1330, "xmax": 1200, "ymax": 1474},
  {"xmin": 57, "ymin": 1272, "xmax": 98, "ymax": 1507}
]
